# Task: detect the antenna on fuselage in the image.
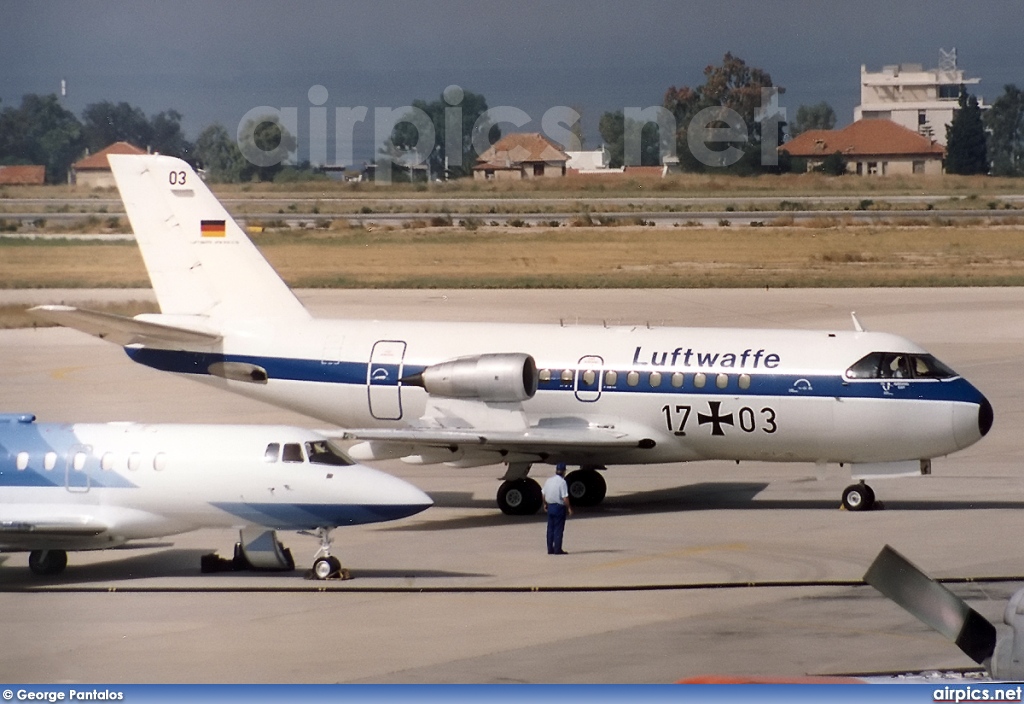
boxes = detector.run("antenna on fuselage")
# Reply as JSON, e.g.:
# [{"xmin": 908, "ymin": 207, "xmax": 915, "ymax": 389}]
[{"xmin": 851, "ymin": 312, "xmax": 866, "ymax": 333}]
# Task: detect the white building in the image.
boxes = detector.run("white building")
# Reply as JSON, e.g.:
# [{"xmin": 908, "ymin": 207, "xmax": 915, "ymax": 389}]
[{"xmin": 854, "ymin": 49, "xmax": 984, "ymax": 146}]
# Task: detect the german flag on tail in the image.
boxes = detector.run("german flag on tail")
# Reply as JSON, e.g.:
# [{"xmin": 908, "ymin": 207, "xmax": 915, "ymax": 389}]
[{"xmin": 200, "ymin": 219, "xmax": 226, "ymax": 237}]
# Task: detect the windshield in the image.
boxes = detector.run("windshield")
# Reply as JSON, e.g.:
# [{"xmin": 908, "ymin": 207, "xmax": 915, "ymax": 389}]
[{"xmin": 845, "ymin": 352, "xmax": 958, "ymax": 380}]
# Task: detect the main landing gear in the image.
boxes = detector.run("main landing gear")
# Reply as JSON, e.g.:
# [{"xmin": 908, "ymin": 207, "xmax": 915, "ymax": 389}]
[
  {"xmin": 495, "ymin": 464, "xmax": 609, "ymax": 515},
  {"xmin": 28, "ymin": 549, "xmax": 68, "ymax": 576},
  {"xmin": 842, "ymin": 481, "xmax": 877, "ymax": 511},
  {"xmin": 309, "ymin": 526, "xmax": 350, "ymax": 580}
]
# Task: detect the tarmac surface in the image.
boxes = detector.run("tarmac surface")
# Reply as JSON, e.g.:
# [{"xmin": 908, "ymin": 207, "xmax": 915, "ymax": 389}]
[{"xmin": 1, "ymin": 287, "xmax": 1023, "ymax": 683}]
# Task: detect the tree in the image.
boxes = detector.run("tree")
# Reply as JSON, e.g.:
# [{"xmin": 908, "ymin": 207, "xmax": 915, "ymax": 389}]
[
  {"xmin": 815, "ymin": 151, "xmax": 848, "ymax": 176},
  {"xmin": 985, "ymin": 84, "xmax": 1024, "ymax": 176},
  {"xmin": 81, "ymin": 101, "xmax": 152, "ymax": 152},
  {"xmin": 81, "ymin": 102, "xmax": 192, "ymax": 159},
  {"xmin": 237, "ymin": 116, "xmax": 298, "ymax": 182},
  {"xmin": 598, "ymin": 111, "xmax": 661, "ymax": 168},
  {"xmin": 194, "ymin": 123, "xmax": 246, "ymax": 182},
  {"xmin": 790, "ymin": 102, "xmax": 836, "ymax": 137},
  {"xmin": 663, "ymin": 52, "xmax": 783, "ymax": 173},
  {"xmin": 387, "ymin": 88, "xmax": 497, "ymax": 179},
  {"xmin": 945, "ymin": 88, "xmax": 988, "ymax": 175},
  {"xmin": 0, "ymin": 94, "xmax": 84, "ymax": 183}
]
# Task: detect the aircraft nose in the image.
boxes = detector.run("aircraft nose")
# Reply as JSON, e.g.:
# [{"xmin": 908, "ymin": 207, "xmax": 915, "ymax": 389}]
[{"xmin": 953, "ymin": 390, "xmax": 993, "ymax": 450}]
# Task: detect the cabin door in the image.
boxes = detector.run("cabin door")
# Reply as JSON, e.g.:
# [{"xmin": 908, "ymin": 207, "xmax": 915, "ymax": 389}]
[{"xmin": 368, "ymin": 340, "xmax": 406, "ymax": 420}]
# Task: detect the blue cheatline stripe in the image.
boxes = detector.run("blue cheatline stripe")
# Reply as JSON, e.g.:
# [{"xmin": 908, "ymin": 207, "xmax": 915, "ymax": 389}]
[
  {"xmin": 125, "ymin": 348, "xmax": 985, "ymax": 405},
  {"xmin": 210, "ymin": 502, "xmax": 432, "ymax": 529}
]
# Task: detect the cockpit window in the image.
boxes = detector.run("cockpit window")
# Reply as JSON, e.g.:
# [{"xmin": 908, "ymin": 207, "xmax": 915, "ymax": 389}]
[
  {"xmin": 305, "ymin": 440, "xmax": 355, "ymax": 466},
  {"xmin": 282, "ymin": 443, "xmax": 304, "ymax": 463},
  {"xmin": 845, "ymin": 352, "xmax": 958, "ymax": 380}
]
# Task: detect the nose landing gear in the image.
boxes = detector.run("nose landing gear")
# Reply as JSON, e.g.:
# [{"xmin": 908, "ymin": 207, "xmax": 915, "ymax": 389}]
[{"xmin": 308, "ymin": 526, "xmax": 350, "ymax": 580}]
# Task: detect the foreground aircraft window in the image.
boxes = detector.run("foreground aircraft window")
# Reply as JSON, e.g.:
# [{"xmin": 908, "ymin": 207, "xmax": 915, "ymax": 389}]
[
  {"xmin": 101, "ymin": 452, "xmax": 115, "ymax": 471},
  {"xmin": 264, "ymin": 443, "xmax": 280, "ymax": 462},
  {"xmin": 693, "ymin": 373, "xmax": 707, "ymax": 389},
  {"xmin": 879, "ymin": 353, "xmax": 911, "ymax": 379},
  {"xmin": 912, "ymin": 354, "xmax": 958, "ymax": 379},
  {"xmin": 649, "ymin": 371, "xmax": 662, "ymax": 387},
  {"xmin": 627, "ymin": 371, "xmax": 640, "ymax": 387},
  {"xmin": 716, "ymin": 374, "xmax": 729, "ymax": 389},
  {"xmin": 538, "ymin": 369, "xmax": 552, "ymax": 382},
  {"xmin": 73, "ymin": 452, "xmax": 87, "ymax": 471},
  {"xmin": 671, "ymin": 372, "xmax": 684, "ymax": 388},
  {"xmin": 305, "ymin": 441, "xmax": 356, "ymax": 466},
  {"xmin": 738, "ymin": 374, "xmax": 751, "ymax": 390},
  {"xmin": 44, "ymin": 452, "xmax": 56, "ymax": 471},
  {"xmin": 582, "ymin": 370, "xmax": 596, "ymax": 385},
  {"xmin": 16, "ymin": 452, "xmax": 28, "ymax": 471},
  {"xmin": 845, "ymin": 352, "xmax": 883, "ymax": 379},
  {"xmin": 153, "ymin": 453, "xmax": 167, "ymax": 471},
  {"xmin": 560, "ymin": 369, "xmax": 574, "ymax": 383},
  {"xmin": 128, "ymin": 452, "xmax": 141, "ymax": 471},
  {"xmin": 604, "ymin": 370, "xmax": 618, "ymax": 386},
  {"xmin": 282, "ymin": 443, "xmax": 304, "ymax": 463}
]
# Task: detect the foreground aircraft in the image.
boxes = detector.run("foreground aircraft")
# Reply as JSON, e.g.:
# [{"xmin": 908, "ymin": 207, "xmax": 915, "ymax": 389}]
[
  {"xmin": 33, "ymin": 154, "xmax": 993, "ymax": 515},
  {"xmin": 0, "ymin": 414, "xmax": 432, "ymax": 578}
]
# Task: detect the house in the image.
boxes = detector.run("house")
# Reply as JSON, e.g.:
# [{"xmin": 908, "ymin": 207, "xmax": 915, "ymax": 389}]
[
  {"xmin": 855, "ymin": 50, "xmax": 984, "ymax": 146},
  {"xmin": 781, "ymin": 119, "xmax": 945, "ymax": 176},
  {"xmin": 0, "ymin": 165, "xmax": 46, "ymax": 185},
  {"xmin": 72, "ymin": 141, "xmax": 147, "ymax": 188},
  {"xmin": 474, "ymin": 133, "xmax": 569, "ymax": 180}
]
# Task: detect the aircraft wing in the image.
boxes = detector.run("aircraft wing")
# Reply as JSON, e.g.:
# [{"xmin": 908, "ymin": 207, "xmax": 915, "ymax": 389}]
[
  {"xmin": 30, "ymin": 305, "xmax": 221, "ymax": 347},
  {"xmin": 336, "ymin": 425, "xmax": 657, "ymax": 465}
]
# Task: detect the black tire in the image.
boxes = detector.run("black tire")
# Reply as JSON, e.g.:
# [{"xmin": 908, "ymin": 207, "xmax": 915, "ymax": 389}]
[
  {"xmin": 842, "ymin": 483, "xmax": 875, "ymax": 511},
  {"xmin": 313, "ymin": 556, "xmax": 340, "ymax": 580},
  {"xmin": 497, "ymin": 478, "xmax": 543, "ymax": 515},
  {"xmin": 28, "ymin": 549, "xmax": 68, "ymax": 576},
  {"xmin": 566, "ymin": 469, "xmax": 607, "ymax": 507}
]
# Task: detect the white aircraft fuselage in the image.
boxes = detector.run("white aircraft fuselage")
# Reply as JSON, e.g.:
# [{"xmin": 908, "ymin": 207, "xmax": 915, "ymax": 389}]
[
  {"xmin": 31, "ymin": 154, "xmax": 993, "ymax": 515},
  {"xmin": 0, "ymin": 414, "xmax": 432, "ymax": 575}
]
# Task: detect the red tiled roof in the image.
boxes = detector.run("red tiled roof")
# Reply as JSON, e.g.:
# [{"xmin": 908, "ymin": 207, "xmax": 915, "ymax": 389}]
[
  {"xmin": 474, "ymin": 133, "xmax": 569, "ymax": 169},
  {"xmin": 73, "ymin": 141, "xmax": 146, "ymax": 170},
  {"xmin": 0, "ymin": 165, "xmax": 45, "ymax": 185},
  {"xmin": 782, "ymin": 120, "xmax": 944, "ymax": 158}
]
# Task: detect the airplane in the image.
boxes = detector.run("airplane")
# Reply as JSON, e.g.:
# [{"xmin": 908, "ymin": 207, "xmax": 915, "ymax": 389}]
[
  {"xmin": 0, "ymin": 413, "xmax": 432, "ymax": 578},
  {"xmin": 31, "ymin": 154, "xmax": 993, "ymax": 516}
]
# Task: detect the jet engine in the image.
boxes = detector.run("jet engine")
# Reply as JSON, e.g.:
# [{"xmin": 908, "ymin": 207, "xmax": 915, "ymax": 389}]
[{"xmin": 404, "ymin": 353, "xmax": 538, "ymax": 403}]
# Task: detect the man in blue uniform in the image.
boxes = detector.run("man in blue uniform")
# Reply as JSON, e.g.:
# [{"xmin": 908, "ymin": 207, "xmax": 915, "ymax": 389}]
[{"xmin": 542, "ymin": 463, "xmax": 573, "ymax": 554}]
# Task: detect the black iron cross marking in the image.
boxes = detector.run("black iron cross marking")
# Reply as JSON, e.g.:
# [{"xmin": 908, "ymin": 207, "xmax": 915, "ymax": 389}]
[{"xmin": 698, "ymin": 401, "xmax": 734, "ymax": 436}]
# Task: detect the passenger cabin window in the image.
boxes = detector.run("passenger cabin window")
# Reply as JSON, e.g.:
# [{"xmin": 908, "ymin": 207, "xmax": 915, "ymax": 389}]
[
  {"xmin": 128, "ymin": 452, "xmax": 141, "ymax": 471},
  {"xmin": 845, "ymin": 352, "xmax": 957, "ymax": 380},
  {"xmin": 305, "ymin": 441, "xmax": 355, "ymax": 466},
  {"xmin": 101, "ymin": 452, "xmax": 115, "ymax": 471},
  {"xmin": 282, "ymin": 443, "xmax": 304, "ymax": 463},
  {"xmin": 264, "ymin": 443, "xmax": 280, "ymax": 462},
  {"xmin": 44, "ymin": 452, "xmax": 56, "ymax": 471},
  {"xmin": 16, "ymin": 452, "xmax": 28, "ymax": 471}
]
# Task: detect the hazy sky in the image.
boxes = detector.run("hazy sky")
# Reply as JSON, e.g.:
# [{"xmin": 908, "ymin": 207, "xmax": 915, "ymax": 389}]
[{"xmin": 3, "ymin": 1, "xmax": 1022, "ymax": 162}]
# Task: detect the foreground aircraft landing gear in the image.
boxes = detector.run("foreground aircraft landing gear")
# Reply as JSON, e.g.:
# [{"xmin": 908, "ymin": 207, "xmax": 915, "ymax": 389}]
[
  {"xmin": 309, "ymin": 527, "xmax": 350, "ymax": 580},
  {"xmin": 28, "ymin": 549, "xmax": 67, "ymax": 576},
  {"xmin": 842, "ymin": 482, "xmax": 876, "ymax": 511},
  {"xmin": 566, "ymin": 467, "xmax": 607, "ymax": 508},
  {"xmin": 497, "ymin": 478, "xmax": 543, "ymax": 516}
]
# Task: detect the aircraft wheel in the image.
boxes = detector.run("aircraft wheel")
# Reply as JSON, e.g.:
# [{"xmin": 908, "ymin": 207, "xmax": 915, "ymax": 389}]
[
  {"xmin": 28, "ymin": 549, "xmax": 68, "ymax": 576},
  {"xmin": 566, "ymin": 468, "xmax": 607, "ymax": 507},
  {"xmin": 497, "ymin": 478, "xmax": 542, "ymax": 515},
  {"xmin": 313, "ymin": 555, "xmax": 341, "ymax": 580},
  {"xmin": 842, "ymin": 483, "xmax": 875, "ymax": 511}
]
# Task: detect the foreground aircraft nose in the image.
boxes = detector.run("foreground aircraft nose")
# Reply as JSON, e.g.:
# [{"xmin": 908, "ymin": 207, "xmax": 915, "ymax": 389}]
[
  {"xmin": 343, "ymin": 465, "xmax": 434, "ymax": 522},
  {"xmin": 953, "ymin": 389, "xmax": 994, "ymax": 450}
]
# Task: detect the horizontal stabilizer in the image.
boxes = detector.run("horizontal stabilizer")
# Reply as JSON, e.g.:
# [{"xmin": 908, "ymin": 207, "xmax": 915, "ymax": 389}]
[{"xmin": 30, "ymin": 305, "xmax": 221, "ymax": 347}]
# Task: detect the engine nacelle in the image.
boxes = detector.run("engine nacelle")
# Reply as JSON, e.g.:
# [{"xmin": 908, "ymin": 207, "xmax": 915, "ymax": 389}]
[{"xmin": 406, "ymin": 353, "xmax": 538, "ymax": 403}]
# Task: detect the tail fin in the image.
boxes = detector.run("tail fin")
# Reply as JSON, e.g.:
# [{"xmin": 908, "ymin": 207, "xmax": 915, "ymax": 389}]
[{"xmin": 108, "ymin": 154, "xmax": 309, "ymax": 321}]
